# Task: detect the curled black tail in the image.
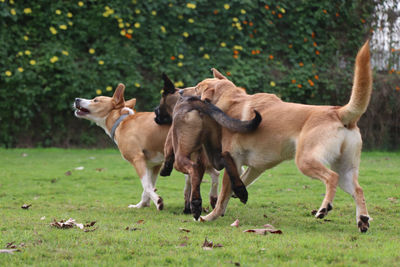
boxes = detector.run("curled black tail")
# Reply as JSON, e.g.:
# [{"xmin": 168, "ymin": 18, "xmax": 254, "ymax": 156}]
[{"xmin": 186, "ymin": 96, "xmax": 262, "ymax": 133}]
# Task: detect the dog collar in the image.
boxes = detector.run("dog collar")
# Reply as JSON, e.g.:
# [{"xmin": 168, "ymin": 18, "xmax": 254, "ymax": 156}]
[{"xmin": 110, "ymin": 114, "xmax": 129, "ymax": 142}]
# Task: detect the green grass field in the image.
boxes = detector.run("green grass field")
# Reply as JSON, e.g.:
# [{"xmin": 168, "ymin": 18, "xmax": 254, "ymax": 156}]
[{"xmin": 1, "ymin": 149, "xmax": 399, "ymax": 266}]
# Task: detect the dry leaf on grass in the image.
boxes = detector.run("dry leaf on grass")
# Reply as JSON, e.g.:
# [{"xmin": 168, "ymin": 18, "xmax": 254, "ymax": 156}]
[
  {"xmin": 21, "ymin": 153, "xmax": 28, "ymax": 157},
  {"xmin": 230, "ymin": 219, "xmax": 240, "ymax": 227},
  {"xmin": 96, "ymin": 168, "xmax": 105, "ymax": 172},
  {"xmin": 65, "ymin": 171, "xmax": 72, "ymax": 176},
  {"xmin": 243, "ymin": 228, "xmax": 283, "ymax": 235},
  {"xmin": 202, "ymin": 238, "xmax": 223, "ymax": 250},
  {"xmin": 50, "ymin": 218, "xmax": 97, "ymax": 232},
  {"xmin": 179, "ymin": 228, "xmax": 191, "ymax": 233},
  {"xmin": 0, "ymin": 249, "xmax": 20, "ymax": 254},
  {"xmin": 136, "ymin": 219, "xmax": 144, "ymax": 224},
  {"xmin": 125, "ymin": 226, "xmax": 141, "ymax": 231},
  {"xmin": 21, "ymin": 204, "xmax": 31, "ymax": 209}
]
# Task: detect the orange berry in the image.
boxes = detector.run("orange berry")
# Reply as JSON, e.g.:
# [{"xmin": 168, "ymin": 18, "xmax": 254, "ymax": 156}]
[
  {"xmin": 297, "ymin": 84, "xmax": 303, "ymax": 88},
  {"xmin": 233, "ymin": 50, "xmax": 239, "ymax": 55},
  {"xmin": 299, "ymin": 62, "xmax": 304, "ymax": 67},
  {"xmin": 315, "ymin": 50, "xmax": 320, "ymax": 55},
  {"xmin": 233, "ymin": 54, "xmax": 238, "ymax": 59},
  {"xmin": 314, "ymin": 75, "xmax": 319, "ymax": 80},
  {"xmin": 278, "ymin": 13, "xmax": 282, "ymax": 18},
  {"xmin": 269, "ymin": 55, "xmax": 274, "ymax": 60},
  {"xmin": 226, "ymin": 71, "xmax": 231, "ymax": 76},
  {"xmin": 170, "ymin": 56, "xmax": 176, "ymax": 60},
  {"xmin": 264, "ymin": 5, "xmax": 270, "ymax": 10},
  {"xmin": 323, "ymin": 9, "xmax": 327, "ymax": 14},
  {"xmin": 291, "ymin": 79, "xmax": 296, "ymax": 84}
]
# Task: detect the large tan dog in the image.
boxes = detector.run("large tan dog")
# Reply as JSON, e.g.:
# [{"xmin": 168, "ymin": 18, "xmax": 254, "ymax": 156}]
[
  {"xmin": 186, "ymin": 41, "xmax": 372, "ymax": 232},
  {"xmin": 74, "ymin": 84, "xmax": 219, "ymax": 211}
]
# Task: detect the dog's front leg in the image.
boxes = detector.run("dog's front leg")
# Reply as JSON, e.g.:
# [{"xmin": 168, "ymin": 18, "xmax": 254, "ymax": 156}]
[
  {"xmin": 128, "ymin": 156, "xmax": 163, "ymax": 210},
  {"xmin": 200, "ymin": 171, "xmax": 232, "ymax": 221}
]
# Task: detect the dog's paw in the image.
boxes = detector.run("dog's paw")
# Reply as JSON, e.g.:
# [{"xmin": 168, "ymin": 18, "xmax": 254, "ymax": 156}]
[
  {"xmin": 190, "ymin": 198, "xmax": 202, "ymax": 221},
  {"xmin": 314, "ymin": 203, "xmax": 333, "ymax": 219},
  {"xmin": 357, "ymin": 215, "xmax": 370, "ymax": 233},
  {"xmin": 160, "ymin": 164, "xmax": 173, "ymax": 177},
  {"xmin": 156, "ymin": 197, "xmax": 164, "ymax": 211},
  {"xmin": 232, "ymin": 185, "xmax": 248, "ymax": 204}
]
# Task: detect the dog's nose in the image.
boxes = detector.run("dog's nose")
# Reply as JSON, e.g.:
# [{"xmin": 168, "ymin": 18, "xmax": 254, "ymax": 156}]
[
  {"xmin": 179, "ymin": 89, "xmax": 184, "ymax": 95},
  {"xmin": 75, "ymin": 98, "xmax": 81, "ymax": 104}
]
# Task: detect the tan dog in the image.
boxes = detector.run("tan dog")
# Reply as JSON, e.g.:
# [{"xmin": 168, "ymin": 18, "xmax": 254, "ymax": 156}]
[
  {"xmin": 185, "ymin": 41, "xmax": 372, "ymax": 232},
  {"xmin": 74, "ymin": 84, "xmax": 168, "ymax": 210}
]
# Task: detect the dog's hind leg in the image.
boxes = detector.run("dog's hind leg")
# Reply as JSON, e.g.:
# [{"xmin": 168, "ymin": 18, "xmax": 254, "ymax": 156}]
[
  {"xmin": 332, "ymin": 137, "xmax": 370, "ymax": 232},
  {"xmin": 296, "ymin": 153, "xmax": 339, "ymax": 219},
  {"xmin": 208, "ymin": 168, "xmax": 219, "ymax": 209},
  {"xmin": 190, "ymin": 153, "xmax": 206, "ymax": 220}
]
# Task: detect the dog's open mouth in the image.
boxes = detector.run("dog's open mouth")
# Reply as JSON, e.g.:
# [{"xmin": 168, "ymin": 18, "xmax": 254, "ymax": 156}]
[{"xmin": 75, "ymin": 104, "xmax": 90, "ymax": 116}]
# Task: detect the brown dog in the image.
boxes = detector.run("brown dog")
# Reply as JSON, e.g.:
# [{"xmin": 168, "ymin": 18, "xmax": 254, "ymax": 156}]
[
  {"xmin": 183, "ymin": 41, "xmax": 372, "ymax": 232},
  {"xmin": 158, "ymin": 94, "xmax": 261, "ymax": 219}
]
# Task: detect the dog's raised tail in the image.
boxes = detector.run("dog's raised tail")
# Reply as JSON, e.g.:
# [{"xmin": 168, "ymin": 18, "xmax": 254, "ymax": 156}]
[
  {"xmin": 338, "ymin": 40, "xmax": 372, "ymax": 126},
  {"xmin": 188, "ymin": 97, "xmax": 262, "ymax": 133}
]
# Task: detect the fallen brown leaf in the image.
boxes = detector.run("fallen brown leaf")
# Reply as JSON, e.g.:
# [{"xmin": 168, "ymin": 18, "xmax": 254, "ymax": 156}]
[
  {"xmin": 65, "ymin": 171, "xmax": 72, "ymax": 176},
  {"xmin": 230, "ymin": 219, "xmax": 240, "ymax": 227},
  {"xmin": 50, "ymin": 218, "xmax": 76, "ymax": 229},
  {"xmin": 95, "ymin": 168, "xmax": 105, "ymax": 172},
  {"xmin": 21, "ymin": 204, "xmax": 31, "ymax": 210},
  {"xmin": 125, "ymin": 226, "xmax": 141, "ymax": 231},
  {"xmin": 0, "ymin": 249, "xmax": 20, "ymax": 254},
  {"xmin": 179, "ymin": 228, "xmax": 191, "ymax": 233},
  {"xmin": 202, "ymin": 238, "xmax": 213, "ymax": 250},
  {"xmin": 136, "ymin": 219, "xmax": 144, "ymax": 224},
  {"xmin": 6, "ymin": 242, "xmax": 16, "ymax": 248},
  {"xmin": 85, "ymin": 221, "xmax": 96, "ymax": 227},
  {"xmin": 202, "ymin": 238, "xmax": 223, "ymax": 250},
  {"xmin": 179, "ymin": 242, "xmax": 187, "ymax": 247},
  {"xmin": 311, "ymin": 209, "xmax": 318, "ymax": 215},
  {"xmin": 243, "ymin": 228, "xmax": 283, "ymax": 235}
]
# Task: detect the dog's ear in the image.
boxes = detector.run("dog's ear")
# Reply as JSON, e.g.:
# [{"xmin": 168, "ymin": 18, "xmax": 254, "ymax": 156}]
[
  {"xmin": 197, "ymin": 83, "xmax": 214, "ymax": 102},
  {"xmin": 112, "ymin": 83, "xmax": 126, "ymax": 108},
  {"xmin": 162, "ymin": 73, "xmax": 176, "ymax": 94},
  {"xmin": 211, "ymin": 68, "xmax": 228, "ymax": 80},
  {"xmin": 125, "ymin": 98, "xmax": 136, "ymax": 109}
]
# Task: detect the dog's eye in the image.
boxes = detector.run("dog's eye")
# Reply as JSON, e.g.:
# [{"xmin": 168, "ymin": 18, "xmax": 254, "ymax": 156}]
[{"xmin": 93, "ymin": 99, "xmax": 98, "ymax": 103}]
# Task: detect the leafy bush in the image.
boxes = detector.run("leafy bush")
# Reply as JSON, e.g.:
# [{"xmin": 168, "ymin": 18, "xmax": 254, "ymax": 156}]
[{"xmin": 0, "ymin": 0, "xmax": 387, "ymax": 148}]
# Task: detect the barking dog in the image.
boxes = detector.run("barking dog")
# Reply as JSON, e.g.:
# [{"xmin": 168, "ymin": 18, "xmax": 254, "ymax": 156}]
[
  {"xmin": 74, "ymin": 83, "xmax": 171, "ymax": 210},
  {"xmin": 183, "ymin": 41, "xmax": 372, "ymax": 232}
]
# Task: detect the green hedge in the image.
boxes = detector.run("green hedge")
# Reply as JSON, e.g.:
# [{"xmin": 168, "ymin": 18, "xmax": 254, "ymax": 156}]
[{"xmin": 1, "ymin": 0, "xmax": 376, "ymax": 147}]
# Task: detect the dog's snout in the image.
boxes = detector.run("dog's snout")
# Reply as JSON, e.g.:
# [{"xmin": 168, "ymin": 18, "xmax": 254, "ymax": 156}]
[
  {"xmin": 75, "ymin": 98, "xmax": 81, "ymax": 104},
  {"xmin": 179, "ymin": 89, "xmax": 184, "ymax": 95}
]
